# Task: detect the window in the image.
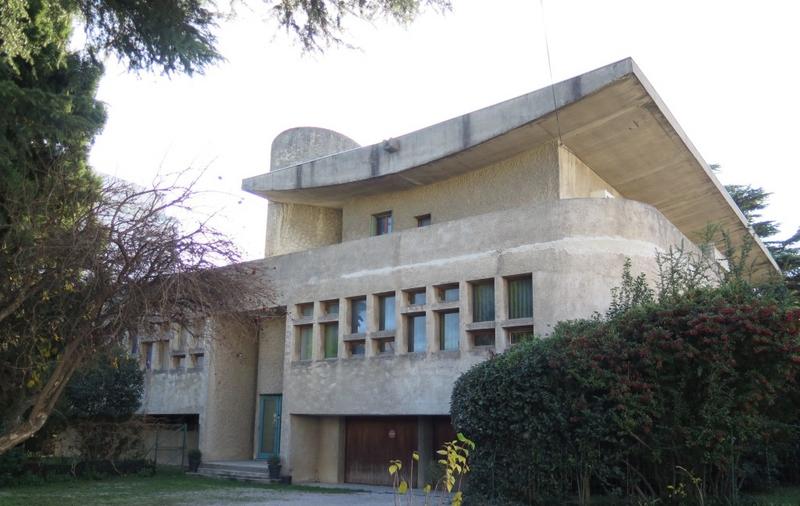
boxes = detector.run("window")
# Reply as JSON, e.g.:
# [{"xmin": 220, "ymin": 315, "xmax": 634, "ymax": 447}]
[
  {"xmin": 324, "ymin": 300, "xmax": 339, "ymax": 316},
  {"xmin": 323, "ymin": 323, "xmax": 338, "ymax": 359},
  {"xmin": 297, "ymin": 303, "xmax": 314, "ymax": 318},
  {"xmin": 348, "ymin": 341, "xmax": 365, "ymax": 357},
  {"xmin": 472, "ymin": 280, "xmax": 495, "ymax": 322},
  {"xmin": 439, "ymin": 311, "xmax": 459, "ymax": 351},
  {"xmin": 407, "ymin": 289, "xmax": 426, "ymax": 306},
  {"xmin": 373, "ymin": 211, "xmax": 393, "ymax": 236},
  {"xmin": 408, "ymin": 314, "xmax": 427, "ymax": 353},
  {"xmin": 158, "ymin": 341, "xmax": 169, "ymax": 370},
  {"xmin": 508, "ymin": 276, "xmax": 533, "ymax": 319},
  {"xmin": 507, "ymin": 326, "xmax": 534, "ymax": 346},
  {"xmin": 191, "ymin": 353, "xmax": 204, "ymax": 369},
  {"xmin": 471, "ymin": 330, "xmax": 495, "ymax": 348},
  {"xmin": 172, "ymin": 354, "xmax": 185, "ymax": 369},
  {"xmin": 416, "ymin": 214, "xmax": 431, "ymax": 227},
  {"xmin": 143, "ymin": 342, "xmax": 153, "ymax": 370},
  {"xmin": 298, "ymin": 326, "xmax": 312, "ymax": 361},
  {"xmin": 377, "ymin": 338, "xmax": 395, "ymax": 354},
  {"xmin": 438, "ymin": 284, "xmax": 459, "ymax": 302},
  {"xmin": 379, "ymin": 293, "xmax": 396, "ymax": 331},
  {"xmin": 350, "ymin": 297, "xmax": 367, "ymax": 333}
]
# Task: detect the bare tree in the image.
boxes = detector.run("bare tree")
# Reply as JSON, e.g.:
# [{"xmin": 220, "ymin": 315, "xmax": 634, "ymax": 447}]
[{"xmin": 0, "ymin": 169, "xmax": 266, "ymax": 453}]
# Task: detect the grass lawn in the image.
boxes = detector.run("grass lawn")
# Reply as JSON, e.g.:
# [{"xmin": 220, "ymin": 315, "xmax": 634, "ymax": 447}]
[
  {"xmin": 0, "ymin": 468, "xmax": 357, "ymax": 506},
  {"xmin": 745, "ymin": 486, "xmax": 800, "ymax": 505}
]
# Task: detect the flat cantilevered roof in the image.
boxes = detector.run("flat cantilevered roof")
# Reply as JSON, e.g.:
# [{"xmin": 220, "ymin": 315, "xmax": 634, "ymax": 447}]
[{"xmin": 242, "ymin": 58, "xmax": 779, "ymax": 280}]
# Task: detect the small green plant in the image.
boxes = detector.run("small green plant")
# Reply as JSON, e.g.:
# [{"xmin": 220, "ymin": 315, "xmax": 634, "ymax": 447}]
[
  {"xmin": 187, "ymin": 449, "xmax": 201, "ymax": 472},
  {"xmin": 389, "ymin": 433, "xmax": 475, "ymax": 506}
]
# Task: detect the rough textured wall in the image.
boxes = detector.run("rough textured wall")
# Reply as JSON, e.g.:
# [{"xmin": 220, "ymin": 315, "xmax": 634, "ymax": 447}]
[
  {"xmin": 340, "ymin": 142, "xmax": 559, "ymax": 241},
  {"xmin": 202, "ymin": 317, "xmax": 258, "ymax": 461},
  {"xmin": 257, "ymin": 316, "xmax": 286, "ymax": 394},
  {"xmin": 265, "ymin": 202, "xmax": 342, "ymax": 257},
  {"xmin": 265, "ymin": 127, "xmax": 358, "ymax": 257},
  {"xmin": 558, "ymin": 144, "xmax": 621, "ymax": 199},
  {"xmin": 139, "ymin": 370, "xmax": 205, "ymax": 415}
]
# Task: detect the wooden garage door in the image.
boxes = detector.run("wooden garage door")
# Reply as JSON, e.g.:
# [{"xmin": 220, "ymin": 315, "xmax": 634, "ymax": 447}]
[{"xmin": 345, "ymin": 416, "xmax": 418, "ymax": 485}]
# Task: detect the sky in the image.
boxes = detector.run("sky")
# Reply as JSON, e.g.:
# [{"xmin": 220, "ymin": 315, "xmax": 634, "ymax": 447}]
[{"xmin": 88, "ymin": 0, "xmax": 800, "ymax": 262}]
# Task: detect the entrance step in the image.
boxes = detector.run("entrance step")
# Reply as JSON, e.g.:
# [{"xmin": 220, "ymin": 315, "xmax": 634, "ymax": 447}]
[{"xmin": 195, "ymin": 461, "xmax": 280, "ymax": 484}]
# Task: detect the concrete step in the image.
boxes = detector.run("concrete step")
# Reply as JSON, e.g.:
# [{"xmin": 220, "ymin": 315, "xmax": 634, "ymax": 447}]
[
  {"xmin": 199, "ymin": 462, "xmax": 271, "ymax": 475},
  {"xmin": 192, "ymin": 468, "xmax": 280, "ymax": 484}
]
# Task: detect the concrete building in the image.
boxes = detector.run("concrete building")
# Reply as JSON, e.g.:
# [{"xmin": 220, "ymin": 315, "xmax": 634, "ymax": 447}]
[{"xmin": 136, "ymin": 58, "xmax": 779, "ymax": 485}]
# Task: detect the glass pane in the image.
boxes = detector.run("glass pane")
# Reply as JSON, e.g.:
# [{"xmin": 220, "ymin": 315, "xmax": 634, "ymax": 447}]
[
  {"xmin": 378, "ymin": 339, "xmax": 395, "ymax": 354},
  {"xmin": 473, "ymin": 330, "xmax": 495, "ymax": 347},
  {"xmin": 440, "ymin": 312, "xmax": 459, "ymax": 351},
  {"xmin": 349, "ymin": 341, "xmax": 365, "ymax": 356},
  {"xmin": 410, "ymin": 290, "xmax": 426, "ymax": 305},
  {"xmin": 375, "ymin": 213, "xmax": 393, "ymax": 235},
  {"xmin": 416, "ymin": 214, "xmax": 431, "ymax": 227},
  {"xmin": 379, "ymin": 294, "xmax": 396, "ymax": 331},
  {"xmin": 260, "ymin": 397, "xmax": 277, "ymax": 455},
  {"xmin": 299, "ymin": 326, "xmax": 312, "ymax": 360},
  {"xmin": 299, "ymin": 303, "xmax": 313, "ymax": 317},
  {"xmin": 441, "ymin": 286, "xmax": 459, "ymax": 302},
  {"xmin": 351, "ymin": 298, "xmax": 367, "ymax": 333},
  {"xmin": 508, "ymin": 326, "xmax": 534, "ymax": 345},
  {"xmin": 326, "ymin": 300, "xmax": 339, "ymax": 316},
  {"xmin": 410, "ymin": 315, "xmax": 426, "ymax": 352},
  {"xmin": 508, "ymin": 278, "xmax": 533, "ymax": 319},
  {"xmin": 472, "ymin": 282, "xmax": 495, "ymax": 322},
  {"xmin": 324, "ymin": 324, "xmax": 338, "ymax": 358}
]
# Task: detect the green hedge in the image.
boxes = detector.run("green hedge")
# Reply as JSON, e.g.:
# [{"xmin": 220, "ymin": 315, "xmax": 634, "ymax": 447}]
[{"xmin": 452, "ymin": 288, "xmax": 800, "ymax": 504}]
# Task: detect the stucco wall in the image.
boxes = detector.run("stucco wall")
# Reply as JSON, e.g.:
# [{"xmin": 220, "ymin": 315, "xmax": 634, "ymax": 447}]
[
  {"xmin": 340, "ymin": 142, "xmax": 559, "ymax": 241},
  {"xmin": 140, "ymin": 370, "xmax": 205, "ymax": 415},
  {"xmin": 244, "ymin": 197, "xmax": 702, "ymax": 477},
  {"xmin": 257, "ymin": 317, "xmax": 286, "ymax": 394},
  {"xmin": 558, "ymin": 144, "xmax": 621, "ymax": 199},
  {"xmin": 265, "ymin": 202, "xmax": 342, "ymax": 257},
  {"xmin": 202, "ymin": 317, "xmax": 258, "ymax": 461}
]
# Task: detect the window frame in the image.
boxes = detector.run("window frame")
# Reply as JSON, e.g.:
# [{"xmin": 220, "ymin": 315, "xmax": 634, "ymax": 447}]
[
  {"xmin": 507, "ymin": 275, "xmax": 533, "ymax": 320},
  {"xmin": 373, "ymin": 211, "xmax": 393, "ymax": 236},
  {"xmin": 471, "ymin": 279, "xmax": 495, "ymax": 322},
  {"xmin": 415, "ymin": 214, "xmax": 432, "ymax": 227},
  {"xmin": 438, "ymin": 310, "xmax": 460, "ymax": 351}
]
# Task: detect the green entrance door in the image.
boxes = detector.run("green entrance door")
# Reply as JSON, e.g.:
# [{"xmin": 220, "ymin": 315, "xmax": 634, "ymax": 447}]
[{"xmin": 257, "ymin": 395, "xmax": 282, "ymax": 459}]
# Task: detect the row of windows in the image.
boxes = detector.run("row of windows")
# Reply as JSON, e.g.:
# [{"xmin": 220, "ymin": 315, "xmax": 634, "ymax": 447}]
[
  {"xmin": 372, "ymin": 210, "xmax": 431, "ymax": 236},
  {"xmin": 136, "ymin": 340, "xmax": 205, "ymax": 372},
  {"xmin": 292, "ymin": 275, "xmax": 534, "ymax": 361}
]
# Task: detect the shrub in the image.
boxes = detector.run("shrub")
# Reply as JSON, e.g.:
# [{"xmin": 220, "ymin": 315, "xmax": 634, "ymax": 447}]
[{"xmin": 452, "ymin": 279, "xmax": 800, "ymax": 504}]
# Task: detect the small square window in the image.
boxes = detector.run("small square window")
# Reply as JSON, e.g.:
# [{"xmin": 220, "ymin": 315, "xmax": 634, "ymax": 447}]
[
  {"xmin": 438, "ymin": 284, "xmax": 459, "ymax": 303},
  {"xmin": 416, "ymin": 214, "xmax": 431, "ymax": 227},
  {"xmin": 406, "ymin": 289, "xmax": 426, "ymax": 306},
  {"xmin": 377, "ymin": 338, "xmax": 395, "ymax": 355},
  {"xmin": 324, "ymin": 300, "xmax": 339, "ymax": 316},
  {"xmin": 172, "ymin": 354, "xmax": 186, "ymax": 369},
  {"xmin": 297, "ymin": 303, "xmax": 314, "ymax": 318},
  {"xmin": 191, "ymin": 353, "xmax": 204, "ymax": 369},
  {"xmin": 348, "ymin": 340, "xmax": 366, "ymax": 357},
  {"xmin": 471, "ymin": 330, "xmax": 495, "ymax": 348},
  {"xmin": 507, "ymin": 326, "xmax": 534, "ymax": 346},
  {"xmin": 373, "ymin": 211, "xmax": 393, "ymax": 236}
]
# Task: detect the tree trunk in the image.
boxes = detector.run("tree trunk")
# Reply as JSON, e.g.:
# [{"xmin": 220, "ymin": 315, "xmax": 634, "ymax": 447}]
[{"xmin": 0, "ymin": 340, "xmax": 82, "ymax": 454}]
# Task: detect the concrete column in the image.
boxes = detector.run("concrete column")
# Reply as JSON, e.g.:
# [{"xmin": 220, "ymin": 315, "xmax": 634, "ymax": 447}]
[
  {"xmin": 365, "ymin": 294, "xmax": 377, "ymax": 357},
  {"xmin": 337, "ymin": 297, "xmax": 347, "ymax": 359},
  {"xmin": 495, "ymin": 276, "xmax": 508, "ymax": 352},
  {"xmin": 458, "ymin": 281, "xmax": 471, "ymax": 352},
  {"xmin": 394, "ymin": 289, "xmax": 407, "ymax": 354},
  {"xmin": 426, "ymin": 286, "xmax": 437, "ymax": 354}
]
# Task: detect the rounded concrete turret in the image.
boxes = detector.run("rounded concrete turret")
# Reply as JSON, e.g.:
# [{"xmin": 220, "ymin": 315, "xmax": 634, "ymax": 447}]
[{"xmin": 270, "ymin": 127, "xmax": 360, "ymax": 171}]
